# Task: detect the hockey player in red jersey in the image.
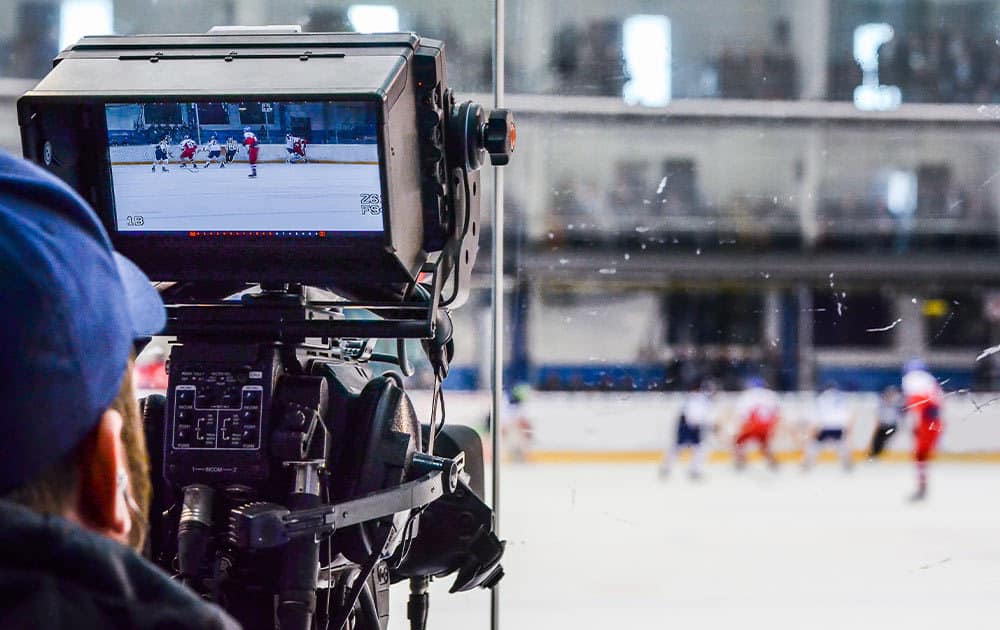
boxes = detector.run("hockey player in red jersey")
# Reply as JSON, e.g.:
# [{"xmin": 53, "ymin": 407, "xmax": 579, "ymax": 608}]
[
  {"xmin": 902, "ymin": 358, "xmax": 944, "ymax": 501},
  {"xmin": 285, "ymin": 133, "xmax": 308, "ymax": 163},
  {"xmin": 244, "ymin": 127, "xmax": 259, "ymax": 178},
  {"xmin": 733, "ymin": 376, "xmax": 781, "ymax": 470},
  {"xmin": 293, "ymin": 137, "xmax": 308, "ymax": 162},
  {"xmin": 178, "ymin": 134, "xmax": 199, "ymax": 169}
]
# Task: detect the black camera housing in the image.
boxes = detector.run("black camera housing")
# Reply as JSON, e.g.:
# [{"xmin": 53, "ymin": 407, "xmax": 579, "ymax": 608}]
[
  {"xmin": 19, "ymin": 30, "xmax": 512, "ymax": 630},
  {"xmin": 17, "ymin": 32, "xmax": 460, "ymax": 293}
]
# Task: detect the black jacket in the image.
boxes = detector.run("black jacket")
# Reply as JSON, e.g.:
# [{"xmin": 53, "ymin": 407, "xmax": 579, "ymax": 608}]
[{"xmin": 0, "ymin": 500, "xmax": 240, "ymax": 629}]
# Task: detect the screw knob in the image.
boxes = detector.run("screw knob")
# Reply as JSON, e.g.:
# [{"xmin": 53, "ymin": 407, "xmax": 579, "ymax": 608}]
[{"xmin": 483, "ymin": 109, "xmax": 515, "ymax": 166}]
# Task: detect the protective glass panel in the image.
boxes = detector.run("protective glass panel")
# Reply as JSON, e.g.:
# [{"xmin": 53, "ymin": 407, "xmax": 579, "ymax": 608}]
[{"xmin": 502, "ymin": 0, "xmax": 1000, "ymax": 627}]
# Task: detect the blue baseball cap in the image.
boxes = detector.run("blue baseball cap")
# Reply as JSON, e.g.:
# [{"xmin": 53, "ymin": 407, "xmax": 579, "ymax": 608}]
[{"xmin": 0, "ymin": 150, "xmax": 165, "ymax": 495}]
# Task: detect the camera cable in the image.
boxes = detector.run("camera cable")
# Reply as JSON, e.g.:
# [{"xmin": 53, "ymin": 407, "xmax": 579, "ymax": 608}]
[{"xmin": 328, "ymin": 524, "xmax": 393, "ymax": 630}]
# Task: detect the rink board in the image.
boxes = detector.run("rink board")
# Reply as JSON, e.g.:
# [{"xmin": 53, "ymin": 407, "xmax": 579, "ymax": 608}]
[
  {"xmin": 409, "ymin": 390, "xmax": 1000, "ymax": 455},
  {"xmin": 110, "ymin": 162, "xmax": 383, "ymax": 233}
]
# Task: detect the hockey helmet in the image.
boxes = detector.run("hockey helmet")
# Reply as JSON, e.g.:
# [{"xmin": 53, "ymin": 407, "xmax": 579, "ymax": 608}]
[{"xmin": 904, "ymin": 357, "xmax": 927, "ymax": 374}]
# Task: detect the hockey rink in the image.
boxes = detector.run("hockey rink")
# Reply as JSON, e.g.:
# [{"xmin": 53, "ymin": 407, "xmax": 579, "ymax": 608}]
[
  {"xmin": 110, "ymin": 162, "xmax": 383, "ymax": 232},
  {"xmin": 389, "ymin": 460, "xmax": 1000, "ymax": 629}
]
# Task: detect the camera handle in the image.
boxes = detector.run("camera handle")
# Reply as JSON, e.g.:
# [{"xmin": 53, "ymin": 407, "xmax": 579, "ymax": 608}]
[{"xmin": 229, "ymin": 457, "xmax": 462, "ymax": 552}]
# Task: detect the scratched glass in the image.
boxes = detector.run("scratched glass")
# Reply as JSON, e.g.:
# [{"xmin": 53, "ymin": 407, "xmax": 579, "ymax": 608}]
[{"xmin": 3, "ymin": 1, "xmax": 1000, "ymax": 627}]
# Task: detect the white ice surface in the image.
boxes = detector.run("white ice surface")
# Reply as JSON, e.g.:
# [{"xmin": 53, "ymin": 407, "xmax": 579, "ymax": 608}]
[
  {"xmin": 390, "ymin": 461, "xmax": 1000, "ymax": 629},
  {"xmin": 111, "ymin": 162, "xmax": 383, "ymax": 232}
]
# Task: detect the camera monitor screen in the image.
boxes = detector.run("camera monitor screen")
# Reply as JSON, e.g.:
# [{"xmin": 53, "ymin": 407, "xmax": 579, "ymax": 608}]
[{"xmin": 105, "ymin": 100, "xmax": 385, "ymax": 236}]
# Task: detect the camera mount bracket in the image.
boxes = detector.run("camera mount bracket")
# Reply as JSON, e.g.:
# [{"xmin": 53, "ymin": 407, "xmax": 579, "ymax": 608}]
[
  {"xmin": 161, "ymin": 257, "xmax": 446, "ymax": 343},
  {"xmin": 229, "ymin": 459, "xmax": 460, "ymax": 551}
]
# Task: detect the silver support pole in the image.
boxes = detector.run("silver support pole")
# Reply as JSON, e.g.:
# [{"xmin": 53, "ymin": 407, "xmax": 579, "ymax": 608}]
[{"xmin": 490, "ymin": 0, "xmax": 505, "ymax": 628}]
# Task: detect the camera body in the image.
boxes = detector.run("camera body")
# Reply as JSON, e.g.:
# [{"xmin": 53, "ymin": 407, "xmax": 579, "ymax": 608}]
[{"xmin": 20, "ymin": 30, "xmax": 513, "ymax": 630}]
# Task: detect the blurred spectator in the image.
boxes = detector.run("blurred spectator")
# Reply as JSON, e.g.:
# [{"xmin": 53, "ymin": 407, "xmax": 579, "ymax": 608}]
[
  {"xmin": 3, "ymin": 3, "xmax": 59, "ymax": 79},
  {"xmin": 549, "ymin": 19, "xmax": 629, "ymax": 97},
  {"xmin": 832, "ymin": 27, "xmax": 1000, "ymax": 104},
  {"xmin": 133, "ymin": 346, "xmax": 168, "ymax": 393},
  {"xmin": 717, "ymin": 18, "xmax": 798, "ymax": 100}
]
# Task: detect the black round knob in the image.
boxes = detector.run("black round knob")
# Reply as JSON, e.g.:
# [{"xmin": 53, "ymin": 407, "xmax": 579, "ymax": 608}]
[{"xmin": 483, "ymin": 109, "xmax": 515, "ymax": 166}]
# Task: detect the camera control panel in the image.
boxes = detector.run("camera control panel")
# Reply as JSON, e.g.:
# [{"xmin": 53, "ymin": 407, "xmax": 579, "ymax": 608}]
[
  {"xmin": 164, "ymin": 344, "xmax": 280, "ymax": 485},
  {"xmin": 172, "ymin": 378, "xmax": 263, "ymax": 451}
]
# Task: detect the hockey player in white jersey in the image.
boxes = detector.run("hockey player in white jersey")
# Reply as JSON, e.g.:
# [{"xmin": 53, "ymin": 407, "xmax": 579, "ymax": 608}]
[
  {"xmin": 151, "ymin": 135, "xmax": 171, "ymax": 172},
  {"xmin": 203, "ymin": 136, "xmax": 223, "ymax": 168},
  {"xmin": 659, "ymin": 377, "xmax": 718, "ymax": 480},
  {"xmin": 223, "ymin": 137, "xmax": 239, "ymax": 167},
  {"xmin": 802, "ymin": 381, "xmax": 854, "ymax": 471}
]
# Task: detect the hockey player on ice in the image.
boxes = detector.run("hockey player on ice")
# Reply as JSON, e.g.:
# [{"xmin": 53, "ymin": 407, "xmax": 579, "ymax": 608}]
[
  {"xmin": 151, "ymin": 135, "xmax": 171, "ymax": 172},
  {"xmin": 285, "ymin": 133, "xmax": 308, "ymax": 163},
  {"xmin": 901, "ymin": 358, "xmax": 944, "ymax": 501},
  {"xmin": 223, "ymin": 137, "xmax": 239, "ymax": 167},
  {"xmin": 178, "ymin": 135, "xmax": 199, "ymax": 169},
  {"xmin": 203, "ymin": 136, "xmax": 223, "ymax": 168},
  {"xmin": 732, "ymin": 376, "xmax": 781, "ymax": 470},
  {"xmin": 802, "ymin": 381, "xmax": 854, "ymax": 471},
  {"xmin": 244, "ymin": 128, "xmax": 260, "ymax": 178},
  {"xmin": 294, "ymin": 137, "xmax": 308, "ymax": 162},
  {"xmin": 659, "ymin": 377, "xmax": 718, "ymax": 480}
]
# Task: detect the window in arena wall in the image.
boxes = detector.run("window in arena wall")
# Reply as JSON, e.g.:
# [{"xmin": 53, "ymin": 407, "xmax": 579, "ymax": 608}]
[
  {"xmin": 665, "ymin": 291, "xmax": 764, "ymax": 346},
  {"xmin": 812, "ymin": 289, "xmax": 893, "ymax": 348},
  {"xmin": 925, "ymin": 291, "xmax": 992, "ymax": 349},
  {"xmin": 143, "ymin": 103, "xmax": 182, "ymax": 125}
]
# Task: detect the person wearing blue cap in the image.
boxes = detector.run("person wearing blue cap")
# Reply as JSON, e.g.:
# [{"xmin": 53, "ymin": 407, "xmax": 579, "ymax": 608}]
[{"xmin": 0, "ymin": 150, "xmax": 239, "ymax": 629}]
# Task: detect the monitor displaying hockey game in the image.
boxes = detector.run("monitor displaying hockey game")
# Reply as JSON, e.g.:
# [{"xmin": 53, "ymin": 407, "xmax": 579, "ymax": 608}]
[{"xmin": 105, "ymin": 100, "xmax": 384, "ymax": 235}]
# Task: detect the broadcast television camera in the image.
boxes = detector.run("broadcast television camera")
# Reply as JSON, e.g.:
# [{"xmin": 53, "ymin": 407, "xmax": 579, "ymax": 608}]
[{"xmin": 18, "ymin": 28, "xmax": 514, "ymax": 630}]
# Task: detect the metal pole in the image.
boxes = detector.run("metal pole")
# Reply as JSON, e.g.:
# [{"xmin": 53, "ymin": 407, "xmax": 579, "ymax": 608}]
[
  {"xmin": 193, "ymin": 104, "xmax": 201, "ymax": 144},
  {"xmin": 490, "ymin": 0, "xmax": 505, "ymax": 628}
]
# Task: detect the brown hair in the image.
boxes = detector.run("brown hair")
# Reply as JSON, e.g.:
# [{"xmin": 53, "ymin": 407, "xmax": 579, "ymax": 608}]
[
  {"xmin": 112, "ymin": 359, "xmax": 151, "ymax": 550},
  {"xmin": 4, "ymin": 358, "xmax": 151, "ymax": 549}
]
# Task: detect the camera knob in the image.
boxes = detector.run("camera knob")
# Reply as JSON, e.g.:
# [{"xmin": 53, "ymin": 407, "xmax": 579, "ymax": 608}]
[{"xmin": 483, "ymin": 109, "xmax": 515, "ymax": 166}]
